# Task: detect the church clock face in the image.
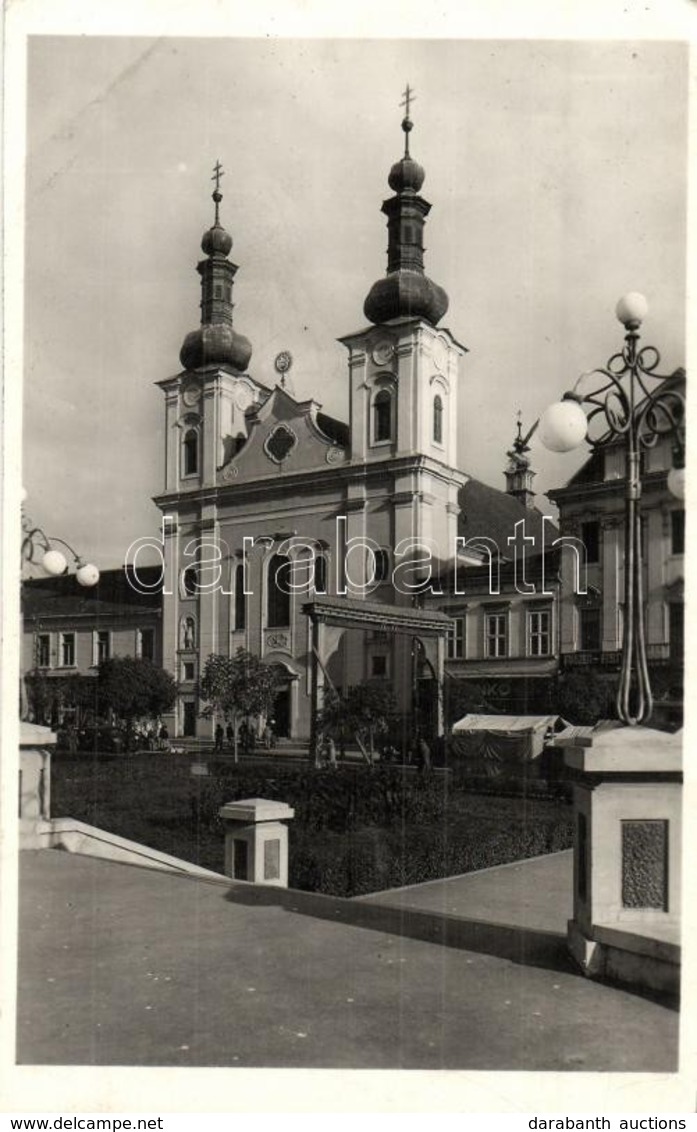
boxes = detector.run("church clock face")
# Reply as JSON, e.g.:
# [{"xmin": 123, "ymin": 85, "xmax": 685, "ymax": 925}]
[
  {"xmin": 234, "ymin": 387, "xmax": 253, "ymax": 412},
  {"xmin": 432, "ymin": 338, "xmax": 448, "ymax": 373},
  {"xmin": 371, "ymin": 339, "xmax": 395, "ymax": 366},
  {"xmin": 182, "ymin": 383, "xmax": 201, "ymax": 407}
]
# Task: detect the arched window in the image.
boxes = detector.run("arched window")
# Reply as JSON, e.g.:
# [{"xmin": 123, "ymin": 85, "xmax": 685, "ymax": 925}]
[
  {"xmin": 234, "ymin": 562, "xmax": 246, "ymax": 631},
  {"xmin": 267, "ymin": 554, "xmax": 291, "ymax": 628},
  {"xmin": 374, "ymin": 549, "xmax": 390, "ymax": 584},
  {"xmin": 182, "ymin": 566, "xmax": 198, "ymax": 597},
  {"xmin": 313, "ymin": 554, "xmax": 327, "ymax": 595},
  {"xmin": 433, "ymin": 394, "xmax": 443, "ymax": 444},
  {"xmin": 373, "ymin": 389, "xmax": 392, "ymax": 443},
  {"xmin": 183, "ymin": 429, "xmax": 199, "ymax": 476}
]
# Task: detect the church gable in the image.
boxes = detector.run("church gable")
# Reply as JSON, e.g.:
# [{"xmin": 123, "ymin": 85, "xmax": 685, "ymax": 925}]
[{"xmin": 217, "ymin": 386, "xmax": 348, "ymax": 484}]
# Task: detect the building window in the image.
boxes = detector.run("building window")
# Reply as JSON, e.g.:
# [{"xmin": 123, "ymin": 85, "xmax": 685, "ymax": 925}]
[
  {"xmin": 138, "ymin": 628, "xmax": 155, "ymax": 662},
  {"xmin": 313, "ymin": 554, "xmax": 328, "ymax": 595},
  {"xmin": 433, "ymin": 394, "xmax": 443, "ymax": 445},
  {"xmin": 373, "ymin": 549, "xmax": 390, "ymax": 584},
  {"xmin": 671, "ymin": 510, "xmax": 685, "ymax": 556},
  {"xmin": 93, "ymin": 630, "xmax": 110, "ymax": 666},
  {"xmin": 182, "ymin": 660, "xmax": 195, "ymax": 682},
  {"xmin": 183, "ymin": 428, "xmax": 199, "ymax": 476},
  {"xmin": 485, "ymin": 613, "xmax": 508, "ymax": 658},
  {"xmin": 35, "ymin": 634, "xmax": 51, "ymax": 668},
  {"xmin": 580, "ymin": 520, "xmax": 600, "ymax": 565},
  {"xmin": 669, "ymin": 602, "xmax": 684, "ymax": 662},
  {"xmin": 527, "ymin": 609, "xmax": 551, "ymax": 657},
  {"xmin": 447, "ymin": 617, "xmax": 465, "ymax": 660},
  {"xmin": 373, "ymin": 390, "xmax": 393, "ymax": 443},
  {"xmin": 579, "ymin": 607, "xmax": 601, "ymax": 652},
  {"xmin": 182, "ymin": 566, "xmax": 199, "ymax": 597},
  {"xmin": 60, "ymin": 633, "xmax": 76, "ymax": 668},
  {"xmin": 267, "ymin": 554, "xmax": 291, "ymax": 628},
  {"xmin": 371, "ymin": 655, "xmax": 388, "ymax": 678},
  {"xmin": 234, "ymin": 562, "xmax": 246, "ymax": 631}
]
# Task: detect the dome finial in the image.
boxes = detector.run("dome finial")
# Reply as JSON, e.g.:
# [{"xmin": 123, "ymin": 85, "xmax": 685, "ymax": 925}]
[
  {"xmin": 211, "ymin": 159, "xmax": 225, "ymax": 226},
  {"xmin": 399, "ymin": 83, "xmax": 415, "ymax": 157}
]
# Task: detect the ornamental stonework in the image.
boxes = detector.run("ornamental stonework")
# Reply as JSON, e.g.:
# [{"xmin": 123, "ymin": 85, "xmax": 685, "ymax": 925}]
[
  {"xmin": 264, "ymin": 424, "xmax": 298, "ymax": 464},
  {"xmin": 621, "ymin": 820, "xmax": 668, "ymax": 910},
  {"xmin": 266, "ymin": 631, "xmax": 291, "ymax": 652},
  {"xmin": 326, "ymin": 446, "xmax": 346, "ymax": 465}
]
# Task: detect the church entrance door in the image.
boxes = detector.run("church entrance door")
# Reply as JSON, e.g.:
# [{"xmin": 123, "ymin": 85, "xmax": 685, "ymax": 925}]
[
  {"xmin": 272, "ymin": 686, "xmax": 291, "ymax": 739},
  {"xmin": 183, "ymin": 701, "xmax": 197, "ymax": 737}
]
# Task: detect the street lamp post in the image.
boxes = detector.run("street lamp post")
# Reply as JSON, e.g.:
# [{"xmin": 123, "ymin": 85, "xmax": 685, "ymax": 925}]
[
  {"xmin": 20, "ymin": 499, "xmax": 100, "ymax": 720},
  {"xmin": 538, "ymin": 293, "xmax": 685, "ymax": 726}
]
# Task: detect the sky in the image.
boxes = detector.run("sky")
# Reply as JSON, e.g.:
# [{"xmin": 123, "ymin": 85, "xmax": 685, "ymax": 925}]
[{"xmin": 20, "ymin": 35, "xmax": 688, "ymax": 571}]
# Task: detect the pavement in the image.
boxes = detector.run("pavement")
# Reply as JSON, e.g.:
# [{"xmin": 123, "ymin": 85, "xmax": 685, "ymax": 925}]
[
  {"xmin": 16, "ymin": 848, "xmax": 679, "ymax": 1070},
  {"xmin": 359, "ymin": 851, "xmax": 573, "ymax": 934}
]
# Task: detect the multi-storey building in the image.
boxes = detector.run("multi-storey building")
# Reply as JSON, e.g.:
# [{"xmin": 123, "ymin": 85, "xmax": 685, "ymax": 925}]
[{"xmin": 21, "ymin": 566, "xmax": 162, "ymax": 726}]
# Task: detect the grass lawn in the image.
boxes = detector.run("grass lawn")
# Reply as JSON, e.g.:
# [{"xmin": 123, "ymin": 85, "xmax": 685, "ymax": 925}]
[{"xmin": 50, "ymin": 751, "xmax": 574, "ymax": 897}]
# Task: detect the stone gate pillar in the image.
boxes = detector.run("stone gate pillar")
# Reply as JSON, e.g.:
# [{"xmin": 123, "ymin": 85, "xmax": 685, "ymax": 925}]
[
  {"xmin": 559, "ymin": 725, "xmax": 682, "ymax": 997},
  {"xmin": 219, "ymin": 797, "xmax": 295, "ymax": 887}
]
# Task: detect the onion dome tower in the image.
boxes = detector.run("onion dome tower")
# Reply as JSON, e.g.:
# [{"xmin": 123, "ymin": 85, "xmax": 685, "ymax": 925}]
[
  {"xmin": 180, "ymin": 162, "xmax": 252, "ymax": 372},
  {"xmin": 363, "ymin": 88, "xmax": 449, "ymax": 326}
]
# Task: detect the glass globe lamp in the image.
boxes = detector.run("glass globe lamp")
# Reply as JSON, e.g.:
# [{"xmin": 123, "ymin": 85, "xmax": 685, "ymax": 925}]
[
  {"xmin": 666, "ymin": 466, "xmax": 685, "ymax": 500},
  {"xmin": 538, "ymin": 396, "xmax": 588, "ymax": 453},
  {"xmin": 41, "ymin": 549, "xmax": 68, "ymax": 576},
  {"xmin": 77, "ymin": 563, "xmax": 100, "ymax": 587},
  {"xmin": 616, "ymin": 291, "xmax": 648, "ymax": 329}
]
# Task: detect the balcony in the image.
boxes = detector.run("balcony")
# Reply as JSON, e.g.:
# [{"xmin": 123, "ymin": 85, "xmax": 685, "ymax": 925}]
[
  {"xmin": 563, "ymin": 651, "xmax": 621, "ymax": 669},
  {"xmin": 564, "ymin": 644, "xmax": 680, "ymax": 669}
]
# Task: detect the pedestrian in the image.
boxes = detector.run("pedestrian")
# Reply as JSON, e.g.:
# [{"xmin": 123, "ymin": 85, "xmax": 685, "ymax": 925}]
[
  {"xmin": 325, "ymin": 734, "xmax": 337, "ymax": 769},
  {"xmin": 226, "ymin": 721, "xmax": 234, "ymax": 747},
  {"xmin": 239, "ymin": 720, "xmax": 249, "ymax": 753},
  {"xmin": 263, "ymin": 723, "xmax": 274, "ymax": 750},
  {"xmin": 159, "ymin": 723, "xmax": 170, "ymax": 751},
  {"xmin": 214, "ymin": 723, "xmax": 224, "ymax": 752},
  {"xmin": 417, "ymin": 735, "xmax": 432, "ymax": 772}
]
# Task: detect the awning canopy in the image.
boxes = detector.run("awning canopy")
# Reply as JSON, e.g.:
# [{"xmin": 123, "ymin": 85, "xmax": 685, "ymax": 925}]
[{"xmin": 452, "ymin": 714, "xmax": 564, "ymax": 734}]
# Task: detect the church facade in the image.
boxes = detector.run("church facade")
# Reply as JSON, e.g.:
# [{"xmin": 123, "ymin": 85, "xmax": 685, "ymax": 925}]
[{"xmin": 151, "ymin": 110, "xmax": 557, "ymax": 741}]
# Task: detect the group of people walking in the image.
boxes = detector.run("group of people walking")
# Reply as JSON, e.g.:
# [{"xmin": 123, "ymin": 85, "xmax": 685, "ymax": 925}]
[{"xmin": 213, "ymin": 720, "xmax": 276, "ymax": 753}]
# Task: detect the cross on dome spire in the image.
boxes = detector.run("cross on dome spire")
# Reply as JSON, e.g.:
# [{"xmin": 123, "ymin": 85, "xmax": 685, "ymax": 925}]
[
  {"xmin": 363, "ymin": 88, "xmax": 449, "ymax": 327},
  {"xmin": 211, "ymin": 160, "xmax": 225, "ymax": 224},
  {"xmin": 399, "ymin": 83, "xmax": 416, "ymax": 157}
]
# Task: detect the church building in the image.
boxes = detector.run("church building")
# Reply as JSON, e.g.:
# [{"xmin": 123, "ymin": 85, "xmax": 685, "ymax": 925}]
[{"xmin": 152, "ymin": 103, "xmax": 554, "ymax": 741}]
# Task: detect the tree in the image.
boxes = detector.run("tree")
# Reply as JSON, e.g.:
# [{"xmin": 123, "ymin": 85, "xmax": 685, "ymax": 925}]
[
  {"xmin": 198, "ymin": 649, "xmax": 281, "ymax": 762},
  {"xmin": 97, "ymin": 657, "xmax": 177, "ymax": 747},
  {"xmin": 320, "ymin": 679, "xmax": 397, "ymax": 764},
  {"xmin": 555, "ymin": 670, "xmax": 616, "ymax": 726}
]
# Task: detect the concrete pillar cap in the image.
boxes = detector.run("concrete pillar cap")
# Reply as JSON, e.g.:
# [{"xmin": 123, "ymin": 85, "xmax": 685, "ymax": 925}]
[{"xmin": 219, "ymin": 797, "xmax": 295, "ymax": 823}]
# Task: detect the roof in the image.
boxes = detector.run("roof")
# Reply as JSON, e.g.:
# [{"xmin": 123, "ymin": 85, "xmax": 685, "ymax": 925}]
[
  {"xmin": 303, "ymin": 595, "xmax": 453, "ymax": 635},
  {"xmin": 452, "ymin": 714, "xmax": 564, "ymax": 734},
  {"xmin": 22, "ymin": 566, "xmax": 162, "ymax": 620},
  {"xmin": 316, "ymin": 411, "xmax": 349, "ymax": 448},
  {"xmin": 458, "ymin": 478, "xmax": 557, "ymax": 549}
]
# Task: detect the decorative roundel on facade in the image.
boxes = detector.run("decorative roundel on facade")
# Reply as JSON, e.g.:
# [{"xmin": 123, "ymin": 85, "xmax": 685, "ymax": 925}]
[
  {"xmin": 264, "ymin": 423, "xmax": 298, "ymax": 464},
  {"xmin": 182, "ymin": 383, "xmax": 201, "ymax": 407},
  {"xmin": 220, "ymin": 464, "xmax": 239, "ymax": 482},
  {"xmin": 432, "ymin": 338, "xmax": 448, "ymax": 373},
  {"xmin": 326, "ymin": 446, "xmax": 346, "ymax": 465},
  {"xmin": 371, "ymin": 339, "xmax": 395, "ymax": 366},
  {"xmin": 274, "ymin": 350, "xmax": 293, "ymax": 375}
]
